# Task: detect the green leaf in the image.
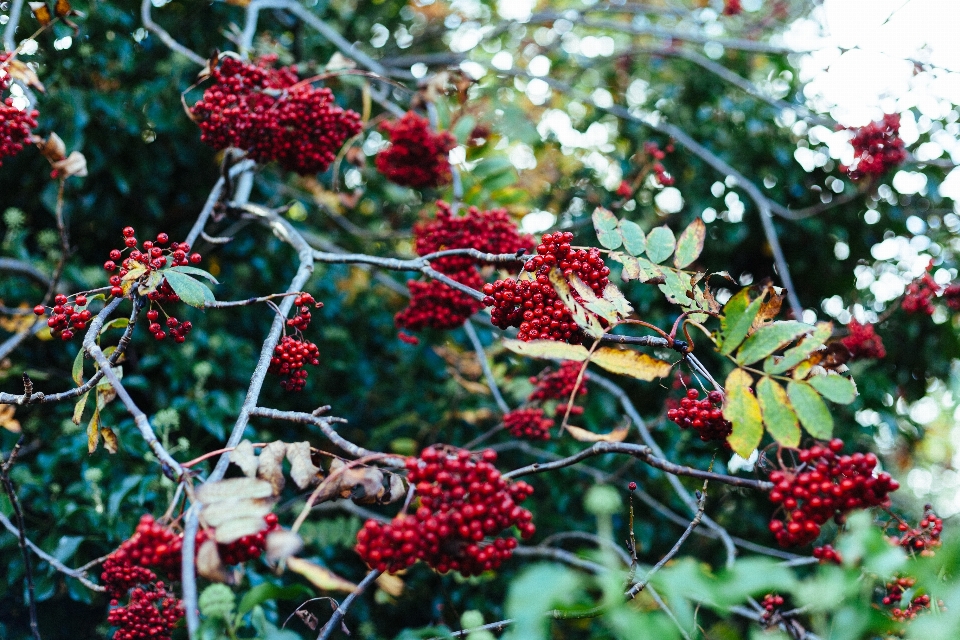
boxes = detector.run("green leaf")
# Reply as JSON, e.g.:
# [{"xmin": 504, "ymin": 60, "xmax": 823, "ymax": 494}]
[
  {"xmin": 618, "ymin": 219, "xmax": 646, "ymax": 255},
  {"xmin": 592, "ymin": 207, "xmax": 622, "ymax": 250},
  {"xmin": 601, "ymin": 283, "xmax": 634, "ymax": 317},
  {"xmin": 162, "ymin": 270, "xmax": 214, "ymax": 308},
  {"xmin": 72, "ymin": 348, "xmax": 84, "ymax": 386},
  {"xmin": 723, "ymin": 369, "xmax": 763, "ymax": 457},
  {"xmin": 502, "ymin": 339, "xmax": 590, "ymax": 361},
  {"xmin": 451, "ymin": 115, "xmax": 476, "ymax": 144},
  {"xmin": 736, "ymin": 321, "xmax": 813, "ymax": 365},
  {"xmin": 472, "ymin": 156, "xmax": 513, "ymax": 179},
  {"xmin": 658, "ymin": 268, "xmax": 693, "ymax": 306},
  {"xmin": 645, "ymin": 225, "xmax": 676, "ymax": 264},
  {"xmin": 764, "ymin": 322, "xmax": 833, "ymax": 374},
  {"xmin": 100, "ymin": 317, "xmax": 129, "ymax": 335},
  {"xmin": 673, "ymin": 218, "xmax": 706, "ymax": 269},
  {"xmin": 549, "ymin": 269, "xmax": 604, "ymax": 339},
  {"xmin": 809, "ymin": 375, "xmax": 858, "ymax": 404},
  {"xmin": 756, "ymin": 377, "xmax": 800, "ymax": 447},
  {"xmin": 568, "ymin": 274, "xmax": 619, "ymax": 323},
  {"xmin": 719, "ymin": 292, "xmax": 763, "ymax": 355},
  {"xmin": 168, "ymin": 265, "xmax": 220, "ymax": 285},
  {"xmin": 482, "ymin": 170, "xmax": 518, "ymax": 192},
  {"xmin": 787, "ymin": 381, "xmax": 833, "ymax": 440}
]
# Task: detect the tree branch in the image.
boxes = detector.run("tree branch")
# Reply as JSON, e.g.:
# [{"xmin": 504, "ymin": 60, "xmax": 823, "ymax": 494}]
[
  {"xmin": 463, "ymin": 320, "xmax": 511, "ymax": 414},
  {"xmin": 140, "ymin": 0, "xmax": 206, "ymax": 66}
]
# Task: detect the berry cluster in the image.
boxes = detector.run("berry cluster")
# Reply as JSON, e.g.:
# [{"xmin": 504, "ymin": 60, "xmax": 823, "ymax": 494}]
[
  {"xmin": 944, "ymin": 283, "xmax": 960, "ymax": 310},
  {"xmin": 103, "ymin": 227, "xmax": 201, "ymax": 298},
  {"xmin": 759, "ymin": 593, "xmax": 785, "ymax": 625},
  {"xmin": 197, "ymin": 512, "xmax": 281, "ymax": 565},
  {"xmin": 0, "ymin": 54, "xmax": 39, "ymax": 167},
  {"xmin": 889, "ymin": 506, "xmax": 942, "ymax": 554},
  {"xmin": 106, "ymin": 582, "xmax": 183, "ymax": 640},
  {"xmin": 882, "ymin": 577, "xmax": 931, "ymax": 621},
  {"xmin": 643, "ymin": 141, "xmax": 675, "ymax": 186},
  {"xmin": 355, "ymin": 447, "xmax": 535, "ymax": 576},
  {"xmin": 33, "ymin": 294, "xmax": 93, "ymax": 341},
  {"xmin": 666, "ymin": 389, "xmax": 732, "ymax": 444},
  {"xmin": 268, "ymin": 335, "xmax": 321, "ymax": 392},
  {"xmin": 145, "ymin": 309, "xmax": 193, "ymax": 343},
  {"xmin": 766, "ymin": 439, "xmax": 900, "ymax": 547},
  {"xmin": 528, "ymin": 361, "xmax": 588, "ymax": 418},
  {"xmin": 503, "ymin": 408, "xmax": 553, "ymax": 440},
  {"xmin": 286, "ymin": 293, "xmax": 321, "ymax": 331},
  {"xmin": 812, "ymin": 544, "xmax": 843, "ymax": 565},
  {"xmin": 483, "ymin": 231, "xmax": 610, "ymax": 344},
  {"xmin": 840, "ymin": 320, "xmax": 886, "ymax": 360},
  {"xmin": 841, "ymin": 114, "xmax": 907, "ymax": 180},
  {"xmin": 190, "ymin": 56, "xmax": 362, "ymax": 175},
  {"xmin": 375, "ymin": 111, "xmax": 456, "ymax": 188},
  {"xmin": 901, "ymin": 271, "xmax": 941, "ymax": 315},
  {"xmin": 396, "ymin": 202, "xmax": 532, "ymax": 332}
]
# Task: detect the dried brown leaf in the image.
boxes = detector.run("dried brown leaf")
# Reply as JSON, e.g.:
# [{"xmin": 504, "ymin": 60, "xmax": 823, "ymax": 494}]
[
  {"xmin": 286, "ymin": 557, "xmax": 358, "ymax": 592},
  {"xmin": 6, "ymin": 60, "xmax": 45, "ymax": 93},
  {"xmin": 35, "ymin": 132, "xmax": 66, "ymax": 162},
  {"xmin": 265, "ymin": 529, "xmax": 304, "ymax": 563},
  {"xmin": 200, "ymin": 497, "xmax": 275, "ymax": 528},
  {"xmin": 0, "ymin": 405, "xmax": 21, "ymax": 433},
  {"xmin": 230, "ymin": 440, "xmax": 259, "ymax": 478},
  {"xmin": 100, "ymin": 426, "xmax": 119, "ymax": 453},
  {"xmin": 197, "ymin": 539, "xmax": 233, "ymax": 583},
  {"xmin": 195, "ymin": 477, "xmax": 274, "ymax": 504},
  {"xmin": 286, "ymin": 441, "xmax": 320, "ymax": 490},
  {"xmin": 87, "ymin": 409, "xmax": 100, "ymax": 453},
  {"xmin": 257, "ymin": 440, "xmax": 287, "ymax": 494},
  {"xmin": 338, "ymin": 465, "xmax": 385, "ymax": 504},
  {"xmin": 52, "ymin": 151, "xmax": 88, "ymax": 179},
  {"xmin": 29, "ymin": 2, "xmax": 51, "ymax": 26},
  {"xmin": 53, "ymin": 0, "xmax": 71, "ymax": 18},
  {"xmin": 566, "ymin": 424, "xmax": 629, "ymax": 442}
]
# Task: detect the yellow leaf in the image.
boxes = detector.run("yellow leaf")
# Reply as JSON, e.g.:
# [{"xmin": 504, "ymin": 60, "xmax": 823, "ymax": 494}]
[
  {"xmin": 566, "ymin": 424, "xmax": 629, "ymax": 442},
  {"xmin": 376, "ymin": 572, "xmax": 405, "ymax": 597},
  {"xmin": 100, "ymin": 425, "xmax": 119, "ymax": 453},
  {"xmin": 590, "ymin": 347, "xmax": 672, "ymax": 381},
  {"xmin": 0, "ymin": 405, "xmax": 21, "ymax": 433},
  {"xmin": 502, "ymin": 339, "xmax": 590, "ymax": 361},
  {"xmin": 87, "ymin": 408, "xmax": 100, "ymax": 453},
  {"xmin": 287, "ymin": 556, "xmax": 358, "ymax": 591},
  {"xmin": 29, "ymin": 2, "xmax": 51, "ymax": 26},
  {"xmin": 723, "ymin": 369, "xmax": 764, "ymax": 458}
]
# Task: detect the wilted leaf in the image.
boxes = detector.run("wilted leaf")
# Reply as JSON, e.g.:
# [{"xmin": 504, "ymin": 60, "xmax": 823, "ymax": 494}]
[
  {"xmin": 601, "ymin": 283, "xmax": 634, "ymax": 317},
  {"xmin": 230, "ymin": 440, "xmax": 259, "ymax": 478},
  {"xmin": 101, "ymin": 426, "xmax": 119, "ymax": 453},
  {"xmin": 71, "ymin": 391, "xmax": 89, "ymax": 426},
  {"xmin": 201, "ymin": 498, "xmax": 275, "ymax": 528},
  {"xmin": 549, "ymin": 269, "xmax": 605, "ymax": 339},
  {"xmin": 568, "ymin": 273, "xmax": 619, "ymax": 323},
  {"xmin": 0, "ymin": 405, "xmax": 21, "ymax": 433},
  {"xmin": 337, "ymin": 463, "xmax": 385, "ymax": 504},
  {"xmin": 52, "ymin": 151, "xmax": 88, "ymax": 179},
  {"xmin": 756, "ymin": 377, "xmax": 800, "ymax": 448},
  {"xmin": 723, "ymin": 369, "xmax": 763, "ymax": 458},
  {"xmin": 736, "ymin": 321, "xmax": 814, "ymax": 366},
  {"xmin": 376, "ymin": 572, "xmax": 404, "ymax": 597},
  {"xmin": 265, "ymin": 530, "xmax": 304, "ymax": 563},
  {"xmin": 787, "ymin": 381, "xmax": 833, "ymax": 440},
  {"xmin": 29, "ymin": 2, "xmax": 52, "ymax": 26},
  {"xmin": 5, "ymin": 59, "xmax": 45, "ymax": 93},
  {"xmin": 87, "ymin": 408, "xmax": 102, "ymax": 453},
  {"xmin": 286, "ymin": 441, "xmax": 321, "ymax": 489},
  {"xmin": 645, "ymin": 226, "xmax": 676, "ymax": 264},
  {"xmin": 591, "ymin": 347, "xmax": 672, "ymax": 381},
  {"xmin": 566, "ymin": 424, "xmax": 629, "ymax": 442},
  {"xmin": 659, "ymin": 268, "xmax": 693, "ymax": 306},
  {"xmin": 196, "ymin": 477, "xmax": 275, "ymax": 504},
  {"xmin": 808, "ymin": 374, "xmax": 857, "ymax": 405},
  {"xmin": 502, "ymin": 339, "xmax": 590, "ymax": 361},
  {"xmin": 618, "ymin": 219, "xmax": 646, "ymax": 256},
  {"xmin": 674, "ymin": 218, "xmax": 706, "ymax": 269},
  {"xmin": 53, "ymin": 0, "xmax": 71, "ymax": 17},
  {"xmin": 258, "ymin": 441, "xmax": 287, "ymax": 494},
  {"xmin": 287, "ymin": 557, "xmax": 358, "ymax": 591},
  {"xmin": 592, "ymin": 207, "xmax": 622, "ymax": 250},
  {"xmin": 197, "ymin": 539, "xmax": 232, "ymax": 583},
  {"xmin": 752, "ymin": 285, "xmax": 784, "ymax": 330},
  {"xmin": 382, "ymin": 472, "xmax": 406, "ymax": 504},
  {"xmin": 764, "ymin": 323, "xmax": 832, "ymax": 374},
  {"xmin": 719, "ymin": 290, "xmax": 763, "ymax": 355},
  {"xmin": 214, "ymin": 516, "xmax": 268, "ymax": 544}
]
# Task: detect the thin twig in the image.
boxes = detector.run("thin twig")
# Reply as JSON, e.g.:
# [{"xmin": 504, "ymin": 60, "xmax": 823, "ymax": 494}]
[
  {"xmin": 316, "ymin": 568, "xmax": 383, "ymax": 640},
  {"xmin": 1, "ymin": 438, "xmax": 41, "ymax": 640},
  {"xmin": 462, "ymin": 320, "xmax": 510, "ymax": 414},
  {"xmin": 140, "ymin": 0, "xmax": 206, "ymax": 66}
]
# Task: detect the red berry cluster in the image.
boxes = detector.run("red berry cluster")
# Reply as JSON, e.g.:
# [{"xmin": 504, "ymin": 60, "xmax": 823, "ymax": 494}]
[
  {"xmin": 528, "ymin": 361, "xmax": 588, "ymax": 418},
  {"xmin": 108, "ymin": 515, "xmax": 183, "ymax": 580},
  {"xmin": 840, "ymin": 320, "xmax": 886, "ymax": 360},
  {"xmin": 103, "ymin": 227, "xmax": 201, "ymax": 299},
  {"xmin": 375, "ymin": 111, "xmax": 456, "ymax": 189},
  {"xmin": 882, "ymin": 577, "xmax": 931, "ymax": 621},
  {"xmin": 889, "ymin": 506, "xmax": 942, "ymax": 554},
  {"xmin": 812, "ymin": 544, "xmax": 843, "ymax": 565},
  {"xmin": 944, "ymin": 283, "xmax": 960, "ymax": 310},
  {"xmin": 667, "ymin": 388, "xmax": 732, "ymax": 444},
  {"xmin": 268, "ymin": 335, "xmax": 321, "ymax": 392},
  {"xmin": 722, "ymin": 0, "xmax": 743, "ymax": 16},
  {"xmin": 190, "ymin": 56, "xmax": 362, "ymax": 175},
  {"xmin": 841, "ymin": 114, "xmax": 907, "ymax": 180},
  {"xmin": 643, "ymin": 141, "xmax": 674, "ymax": 186},
  {"xmin": 396, "ymin": 202, "xmax": 533, "ymax": 332},
  {"xmin": 766, "ymin": 439, "xmax": 899, "ymax": 547},
  {"xmin": 286, "ymin": 293, "xmax": 321, "ymax": 331},
  {"xmin": 483, "ymin": 231, "xmax": 610, "ymax": 344},
  {"xmin": 106, "ymin": 582, "xmax": 184, "ymax": 640},
  {"xmin": 33, "ymin": 294, "xmax": 93, "ymax": 341},
  {"xmin": 145, "ymin": 309, "xmax": 193, "ymax": 343},
  {"xmin": 901, "ymin": 271, "xmax": 941, "ymax": 315},
  {"xmin": 355, "ymin": 447, "xmax": 535, "ymax": 576},
  {"xmin": 759, "ymin": 593, "xmax": 785, "ymax": 624},
  {"xmin": 503, "ymin": 408, "xmax": 553, "ymax": 440},
  {"xmin": 0, "ymin": 55, "xmax": 39, "ymax": 167}
]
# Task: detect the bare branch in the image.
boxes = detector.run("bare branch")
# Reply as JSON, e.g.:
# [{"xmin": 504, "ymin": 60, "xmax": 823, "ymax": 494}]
[
  {"xmin": 463, "ymin": 320, "xmax": 511, "ymax": 414},
  {"xmin": 0, "ymin": 258, "xmax": 51, "ymax": 287},
  {"xmin": 316, "ymin": 568, "xmax": 382, "ymax": 640},
  {"xmin": 2, "ymin": 0, "xmax": 24, "ymax": 53},
  {"xmin": 1, "ymin": 439, "xmax": 41, "ymax": 640},
  {"xmin": 140, "ymin": 0, "xmax": 206, "ymax": 66}
]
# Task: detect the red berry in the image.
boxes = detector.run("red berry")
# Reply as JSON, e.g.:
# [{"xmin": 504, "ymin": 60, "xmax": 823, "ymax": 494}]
[{"xmin": 33, "ymin": 305, "xmax": 45, "ymax": 315}]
